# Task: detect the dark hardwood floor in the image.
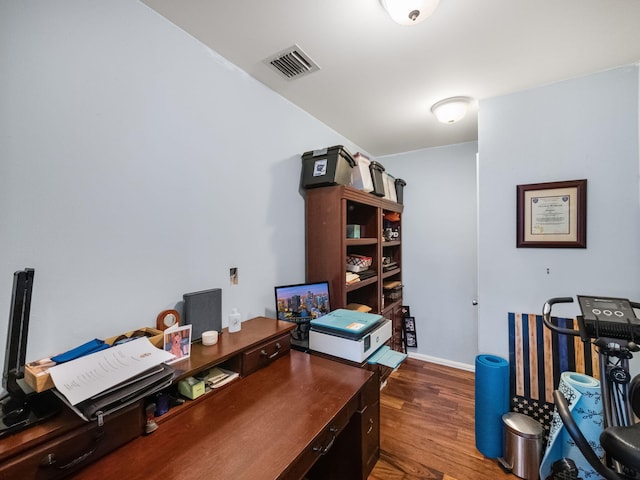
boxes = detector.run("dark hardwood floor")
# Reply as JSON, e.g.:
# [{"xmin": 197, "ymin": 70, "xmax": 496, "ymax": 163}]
[{"xmin": 369, "ymin": 358, "xmax": 512, "ymax": 480}]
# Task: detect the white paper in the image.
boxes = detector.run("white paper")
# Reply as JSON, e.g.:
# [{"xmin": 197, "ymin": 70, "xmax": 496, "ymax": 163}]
[{"xmin": 48, "ymin": 337, "xmax": 175, "ymax": 405}]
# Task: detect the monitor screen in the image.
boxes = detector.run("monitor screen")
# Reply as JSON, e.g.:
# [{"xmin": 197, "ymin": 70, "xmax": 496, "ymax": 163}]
[{"xmin": 274, "ymin": 281, "xmax": 331, "ymax": 324}]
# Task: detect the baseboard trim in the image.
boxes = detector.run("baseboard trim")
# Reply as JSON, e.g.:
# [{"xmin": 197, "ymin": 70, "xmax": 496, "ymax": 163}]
[{"xmin": 407, "ymin": 352, "xmax": 475, "ymax": 372}]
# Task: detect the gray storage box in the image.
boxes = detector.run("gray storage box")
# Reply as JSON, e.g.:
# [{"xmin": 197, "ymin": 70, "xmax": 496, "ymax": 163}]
[
  {"xmin": 369, "ymin": 161, "xmax": 386, "ymax": 197},
  {"xmin": 395, "ymin": 178, "xmax": 407, "ymax": 204},
  {"xmin": 499, "ymin": 412, "xmax": 544, "ymax": 480},
  {"xmin": 301, "ymin": 145, "xmax": 355, "ymax": 188}
]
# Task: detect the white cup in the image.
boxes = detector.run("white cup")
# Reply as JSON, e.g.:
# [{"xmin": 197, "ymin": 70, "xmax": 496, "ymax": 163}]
[{"xmin": 202, "ymin": 330, "xmax": 219, "ymax": 346}]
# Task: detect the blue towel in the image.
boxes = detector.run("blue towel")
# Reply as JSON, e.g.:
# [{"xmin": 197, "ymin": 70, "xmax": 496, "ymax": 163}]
[
  {"xmin": 51, "ymin": 338, "xmax": 108, "ymax": 364},
  {"xmin": 539, "ymin": 371, "xmax": 603, "ymax": 480}
]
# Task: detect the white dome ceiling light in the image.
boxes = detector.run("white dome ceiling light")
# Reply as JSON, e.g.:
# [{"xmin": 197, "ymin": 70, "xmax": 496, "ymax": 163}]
[
  {"xmin": 431, "ymin": 97, "xmax": 473, "ymax": 124},
  {"xmin": 379, "ymin": 0, "xmax": 440, "ymax": 26}
]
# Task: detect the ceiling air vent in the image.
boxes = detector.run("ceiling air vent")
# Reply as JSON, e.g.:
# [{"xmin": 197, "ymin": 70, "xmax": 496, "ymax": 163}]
[{"xmin": 265, "ymin": 45, "xmax": 320, "ymax": 80}]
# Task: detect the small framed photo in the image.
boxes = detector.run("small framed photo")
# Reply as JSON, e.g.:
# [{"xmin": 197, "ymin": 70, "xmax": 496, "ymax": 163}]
[
  {"xmin": 404, "ymin": 316, "xmax": 417, "ymax": 348},
  {"xmin": 164, "ymin": 324, "xmax": 192, "ymax": 363},
  {"xmin": 404, "ymin": 316, "xmax": 416, "ymax": 332},
  {"xmin": 401, "ymin": 305, "xmax": 411, "ymax": 317}
]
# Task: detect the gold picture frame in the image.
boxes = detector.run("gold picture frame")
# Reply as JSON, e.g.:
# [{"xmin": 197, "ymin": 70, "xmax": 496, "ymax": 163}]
[{"xmin": 516, "ymin": 179, "xmax": 587, "ymax": 248}]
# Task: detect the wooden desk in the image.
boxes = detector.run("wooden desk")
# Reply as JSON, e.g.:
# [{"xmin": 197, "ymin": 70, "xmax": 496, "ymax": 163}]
[
  {"xmin": 0, "ymin": 318, "xmax": 295, "ymax": 480},
  {"xmin": 0, "ymin": 318, "xmax": 379, "ymax": 480},
  {"xmin": 69, "ymin": 350, "xmax": 377, "ymax": 480}
]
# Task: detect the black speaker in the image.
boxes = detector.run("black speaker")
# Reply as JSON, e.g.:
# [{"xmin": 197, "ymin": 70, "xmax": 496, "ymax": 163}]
[{"xmin": 183, "ymin": 288, "xmax": 222, "ymax": 342}]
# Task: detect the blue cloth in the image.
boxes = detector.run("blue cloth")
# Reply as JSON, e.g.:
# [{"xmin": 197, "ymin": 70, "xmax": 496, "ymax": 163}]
[
  {"xmin": 50, "ymin": 338, "xmax": 108, "ymax": 363},
  {"xmin": 475, "ymin": 354, "xmax": 510, "ymax": 458},
  {"xmin": 539, "ymin": 371, "xmax": 603, "ymax": 480}
]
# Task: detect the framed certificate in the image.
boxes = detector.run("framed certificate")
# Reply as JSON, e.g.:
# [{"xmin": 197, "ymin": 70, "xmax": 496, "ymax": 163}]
[{"xmin": 517, "ymin": 179, "xmax": 587, "ymax": 248}]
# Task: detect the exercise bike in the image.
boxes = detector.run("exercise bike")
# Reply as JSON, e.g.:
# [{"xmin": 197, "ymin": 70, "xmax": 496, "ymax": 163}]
[{"xmin": 543, "ymin": 296, "xmax": 640, "ymax": 480}]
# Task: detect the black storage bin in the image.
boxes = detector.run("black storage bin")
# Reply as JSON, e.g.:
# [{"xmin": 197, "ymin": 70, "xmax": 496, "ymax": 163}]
[
  {"xmin": 369, "ymin": 161, "xmax": 386, "ymax": 197},
  {"xmin": 301, "ymin": 145, "xmax": 355, "ymax": 188},
  {"xmin": 395, "ymin": 178, "xmax": 407, "ymax": 204}
]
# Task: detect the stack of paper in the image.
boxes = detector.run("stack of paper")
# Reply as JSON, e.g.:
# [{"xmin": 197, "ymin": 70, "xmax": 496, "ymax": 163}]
[
  {"xmin": 346, "ymin": 272, "xmax": 360, "ymax": 285},
  {"xmin": 48, "ymin": 337, "xmax": 175, "ymax": 420},
  {"xmin": 202, "ymin": 367, "xmax": 239, "ymax": 389}
]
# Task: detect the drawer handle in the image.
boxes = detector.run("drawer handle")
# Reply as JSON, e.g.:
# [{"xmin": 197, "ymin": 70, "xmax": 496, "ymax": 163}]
[
  {"xmin": 367, "ymin": 418, "xmax": 375, "ymax": 435},
  {"xmin": 41, "ymin": 412, "xmax": 104, "ymax": 470},
  {"xmin": 260, "ymin": 342, "xmax": 281, "ymax": 359},
  {"xmin": 41, "ymin": 432, "xmax": 103, "ymax": 470},
  {"xmin": 312, "ymin": 426, "xmax": 338, "ymax": 456}
]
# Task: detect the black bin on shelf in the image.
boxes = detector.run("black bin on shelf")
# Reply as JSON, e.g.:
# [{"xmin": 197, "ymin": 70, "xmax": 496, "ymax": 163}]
[
  {"xmin": 301, "ymin": 145, "xmax": 355, "ymax": 188},
  {"xmin": 395, "ymin": 178, "xmax": 407, "ymax": 204},
  {"xmin": 369, "ymin": 161, "xmax": 386, "ymax": 197}
]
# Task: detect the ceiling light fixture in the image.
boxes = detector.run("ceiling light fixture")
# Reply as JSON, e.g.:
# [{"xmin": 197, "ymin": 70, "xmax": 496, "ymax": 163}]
[
  {"xmin": 431, "ymin": 97, "xmax": 472, "ymax": 124},
  {"xmin": 379, "ymin": 0, "xmax": 440, "ymax": 26}
]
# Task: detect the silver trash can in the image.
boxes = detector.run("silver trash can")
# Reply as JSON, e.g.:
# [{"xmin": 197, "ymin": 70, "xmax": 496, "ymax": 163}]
[{"xmin": 498, "ymin": 412, "xmax": 544, "ymax": 480}]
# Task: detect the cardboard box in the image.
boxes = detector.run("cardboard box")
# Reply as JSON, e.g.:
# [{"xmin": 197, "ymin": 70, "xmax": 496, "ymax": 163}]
[
  {"xmin": 24, "ymin": 327, "xmax": 164, "ymax": 393},
  {"xmin": 24, "ymin": 358, "xmax": 56, "ymax": 393}
]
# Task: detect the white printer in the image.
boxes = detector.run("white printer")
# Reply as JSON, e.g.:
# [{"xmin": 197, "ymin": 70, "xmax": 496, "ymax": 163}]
[{"xmin": 309, "ymin": 309, "xmax": 392, "ymax": 363}]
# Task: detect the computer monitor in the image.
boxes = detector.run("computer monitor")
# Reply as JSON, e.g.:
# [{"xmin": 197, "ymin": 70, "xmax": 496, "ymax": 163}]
[
  {"xmin": 274, "ymin": 281, "xmax": 331, "ymax": 351},
  {"xmin": 274, "ymin": 281, "xmax": 331, "ymax": 323}
]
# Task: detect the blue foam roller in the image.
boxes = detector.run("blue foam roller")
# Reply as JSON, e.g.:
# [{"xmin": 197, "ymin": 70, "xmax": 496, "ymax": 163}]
[{"xmin": 475, "ymin": 354, "xmax": 509, "ymax": 458}]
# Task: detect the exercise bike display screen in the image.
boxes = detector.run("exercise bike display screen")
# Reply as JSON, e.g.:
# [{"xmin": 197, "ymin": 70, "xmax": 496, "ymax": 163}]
[{"xmin": 577, "ymin": 295, "xmax": 640, "ymax": 340}]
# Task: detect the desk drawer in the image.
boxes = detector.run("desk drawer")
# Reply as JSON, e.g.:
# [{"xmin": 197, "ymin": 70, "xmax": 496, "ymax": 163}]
[
  {"xmin": 360, "ymin": 399, "xmax": 380, "ymax": 478},
  {"xmin": 242, "ymin": 333, "xmax": 291, "ymax": 376},
  {"xmin": 0, "ymin": 403, "xmax": 142, "ymax": 480},
  {"xmin": 358, "ymin": 372, "xmax": 379, "ymax": 410},
  {"xmin": 296, "ymin": 398, "xmax": 356, "ymax": 480},
  {"xmin": 359, "ymin": 373, "xmax": 380, "ymax": 479}
]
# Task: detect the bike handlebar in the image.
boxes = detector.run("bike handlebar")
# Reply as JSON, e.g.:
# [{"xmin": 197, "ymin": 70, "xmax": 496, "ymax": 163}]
[
  {"xmin": 543, "ymin": 297, "xmax": 640, "ymax": 340},
  {"xmin": 542, "ymin": 296, "xmax": 575, "ymax": 313},
  {"xmin": 542, "ymin": 296, "xmax": 581, "ymax": 337}
]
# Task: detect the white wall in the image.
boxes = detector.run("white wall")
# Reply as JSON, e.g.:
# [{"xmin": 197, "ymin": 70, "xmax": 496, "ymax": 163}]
[
  {"xmin": 0, "ymin": 0, "xmax": 362, "ymax": 371},
  {"xmin": 2, "ymin": 3, "xmax": 638, "ymax": 383},
  {"xmin": 477, "ymin": 65, "xmax": 640, "ymax": 360},
  {"xmin": 382, "ymin": 142, "xmax": 479, "ymax": 367}
]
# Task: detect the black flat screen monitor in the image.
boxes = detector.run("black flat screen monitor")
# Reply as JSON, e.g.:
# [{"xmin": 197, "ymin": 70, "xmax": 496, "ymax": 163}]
[{"xmin": 274, "ymin": 281, "xmax": 331, "ymax": 324}]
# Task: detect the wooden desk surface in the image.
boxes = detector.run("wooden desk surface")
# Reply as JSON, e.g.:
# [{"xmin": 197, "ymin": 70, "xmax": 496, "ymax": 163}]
[{"xmin": 69, "ymin": 350, "xmax": 373, "ymax": 480}]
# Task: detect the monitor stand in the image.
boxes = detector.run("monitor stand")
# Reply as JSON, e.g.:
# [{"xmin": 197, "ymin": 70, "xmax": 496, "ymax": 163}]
[
  {"xmin": 1, "ymin": 387, "xmax": 61, "ymax": 438},
  {"xmin": 0, "ymin": 268, "xmax": 61, "ymax": 439},
  {"xmin": 289, "ymin": 321, "xmax": 310, "ymax": 353}
]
